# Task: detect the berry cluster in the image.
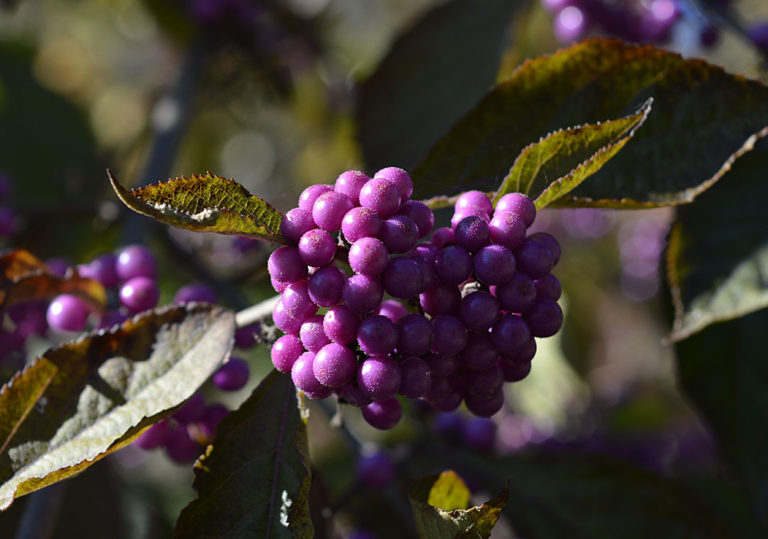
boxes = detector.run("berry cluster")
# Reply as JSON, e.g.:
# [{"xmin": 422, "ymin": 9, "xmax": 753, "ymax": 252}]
[
  {"xmin": 544, "ymin": 0, "xmax": 721, "ymax": 48},
  {"xmin": 269, "ymin": 167, "xmax": 563, "ymax": 430}
]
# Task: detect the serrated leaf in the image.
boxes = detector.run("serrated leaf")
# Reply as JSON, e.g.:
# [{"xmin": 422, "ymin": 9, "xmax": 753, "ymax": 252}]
[
  {"xmin": 175, "ymin": 370, "xmax": 313, "ymax": 539},
  {"xmin": 496, "ymin": 99, "xmax": 653, "ymax": 209},
  {"xmin": 108, "ymin": 171, "xmax": 285, "ymax": 244},
  {"xmin": 0, "ymin": 248, "xmax": 106, "ymax": 310},
  {"xmin": 410, "ymin": 472, "xmax": 507, "ymax": 539},
  {"xmin": 435, "ymin": 452, "xmax": 734, "ymax": 538},
  {"xmin": 413, "ymin": 39, "xmax": 768, "ymax": 208},
  {"xmin": 666, "ymin": 138, "xmax": 768, "ymax": 341},
  {"xmin": 0, "ymin": 303, "xmax": 235, "ymax": 511},
  {"xmin": 357, "ymin": 0, "xmax": 522, "ymax": 172},
  {"xmin": 676, "ymin": 309, "xmax": 768, "ymax": 526},
  {"xmin": 427, "ymin": 470, "xmax": 471, "ymax": 511}
]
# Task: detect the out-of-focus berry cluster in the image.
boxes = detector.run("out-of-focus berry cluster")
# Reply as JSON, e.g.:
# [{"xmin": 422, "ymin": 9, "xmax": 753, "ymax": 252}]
[
  {"xmin": 543, "ymin": 0, "xmax": 723, "ymax": 48},
  {"xmin": 269, "ymin": 167, "xmax": 564, "ymax": 430}
]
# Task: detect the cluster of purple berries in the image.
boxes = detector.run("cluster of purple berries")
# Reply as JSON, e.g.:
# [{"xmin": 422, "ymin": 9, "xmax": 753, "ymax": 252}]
[
  {"xmin": 268, "ymin": 167, "xmax": 563, "ymax": 430},
  {"xmin": 543, "ymin": 0, "xmax": 721, "ymax": 47}
]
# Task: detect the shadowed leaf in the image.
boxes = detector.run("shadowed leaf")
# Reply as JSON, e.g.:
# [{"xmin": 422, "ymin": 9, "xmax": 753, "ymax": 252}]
[
  {"xmin": 676, "ymin": 309, "xmax": 768, "ymax": 527},
  {"xmin": 413, "ymin": 39, "xmax": 768, "ymax": 208},
  {"xmin": 0, "ymin": 249, "xmax": 106, "ymax": 310},
  {"xmin": 358, "ymin": 0, "xmax": 522, "ymax": 172},
  {"xmin": 0, "ymin": 303, "xmax": 235, "ymax": 511},
  {"xmin": 109, "ymin": 171, "xmax": 285, "ymax": 244},
  {"xmin": 496, "ymin": 99, "xmax": 653, "ymax": 209},
  {"xmin": 175, "ymin": 370, "xmax": 313, "ymax": 539},
  {"xmin": 666, "ymin": 138, "xmax": 768, "ymax": 341},
  {"xmin": 410, "ymin": 471, "xmax": 507, "ymax": 539}
]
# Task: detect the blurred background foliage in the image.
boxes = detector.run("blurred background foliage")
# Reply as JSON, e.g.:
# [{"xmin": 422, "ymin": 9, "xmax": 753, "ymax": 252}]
[{"xmin": 1, "ymin": 0, "xmax": 768, "ymax": 537}]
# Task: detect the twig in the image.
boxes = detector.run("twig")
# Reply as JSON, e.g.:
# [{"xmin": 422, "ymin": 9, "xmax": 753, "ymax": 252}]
[
  {"xmin": 235, "ymin": 294, "xmax": 280, "ymax": 328},
  {"xmin": 14, "ymin": 482, "xmax": 66, "ymax": 539}
]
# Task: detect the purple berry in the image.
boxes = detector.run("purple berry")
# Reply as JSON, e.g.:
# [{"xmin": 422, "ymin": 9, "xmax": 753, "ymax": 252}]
[
  {"xmin": 174, "ymin": 283, "xmax": 217, "ymax": 304},
  {"xmin": 234, "ymin": 322, "xmax": 260, "ymax": 349},
  {"xmin": 362, "ymin": 397, "xmax": 402, "ymax": 430},
  {"xmin": 420, "ymin": 284, "xmax": 461, "ymax": 317},
  {"xmin": 165, "ymin": 426, "xmax": 202, "ymax": 463},
  {"xmin": 456, "ymin": 190, "xmax": 493, "ymax": 216},
  {"xmin": 500, "ymin": 360, "xmax": 531, "ymax": 382},
  {"xmin": 375, "ymin": 299, "xmax": 408, "ymax": 323},
  {"xmin": 280, "ymin": 208, "xmax": 316, "ymax": 245},
  {"xmin": 534, "ymin": 274, "xmax": 562, "ymax": 300},
  {"xmin": 116, "ymin": 245, "xmax": 157, "ymax": 280},
  {"xmin": 411, "ymin": 255, "xmax": 436, "ymax": 293},
  {"xmin": 313, "ymin": 343, "xmax": 357, "ymax": 388},
  {"xmin": 334, "ymin": 170, "xmax": 370, "ymax": 204},
  {"xmin": 374, "ymin": 167, "xmax": 413, "ymax": 203},
  {"xmin": 119, "ymin": 276, "xmax": 159, "ymax": 313},
  {"xmin": 9, "ymin": 300, "xmax": 49, "ymax": 337},
  {"xmin": 271, "ymin": 276, "xmax": 289, "ymax": 293},
  {"xmin": 273, "ymin": 298, "xmax": 305, "ymax": 334},
  {"xmin": 357, "ymin": 315, "xmax": 398, "ymax": 356},
  {"xmin": 313, "ymin": 191, "xmax": 354, "ymax": 232},
  {"xmin": 399, "ymin": 357, "xmax": 431, "ymax": 398},
  {"xmin": 492, "ymin": 314, "xmax": 531, "ymax": 354},
  {"xmin": 45, "ymin": 257, "xmax": 71, "ymax": 277},
  {"xmin": 434, "ymin": 245, "xmax": 473, "ymax": 285},
  {"xmin": 382, "ymin": 257, "xmax": 422, "ymax": 299},
  {"xmin": 359, "ymin": 178, "xmax": 401, "ymax": 218},
  {"xmin": 495, "ymin": 273, "xmax": 537, "ymax": 313},
  {"xmin": 451, "ymin": 205, "xmax": 489, "ymax": 229},
  {"xmin": 454, "ymin": 216, "xmax": 491, "ymax": 253},
  {"xmin": 461, "ymin": 332, "xmax": 498, "ymax": 372},
  {"xmin": 268, "ymin": 246, "xmax": 307, "ymax": 282},
  {"xmin": 489, "ymin": 211, "xmax": 526, "ymax": 250},
  {"xmin": 342, "ymin": 274, "xmax": 383, "ymax": 314},
  {"xmin": 324, "ymin": 305, "xmax": 361, "ymax": 345},
  {"xmin": 501, "ymin": 336, "xmax": 536, "ymax": 365},
  {"xmin": 349, "ymin": 237, "xmax": 389, "ymax": 275},
  {"xmin": 396, "ymin": 313, "xmax": 432, "ymax": 357},
  {"xmin": 381, "ymin": 214, "xmax": 419, "ymax": 254},
  {"xmin": 79, "ymin": 253, "xmax": 119, "ymax": 287},
  {"xmin": 748, "ymin": 23, "xmax": 768, "ymax": 49},
  {"xmin": 525, "ymin": 299, "xmax": 563, "ymax": 337},
  {"xmin": 430, "ymin": 315, "xmax": 468, "ymax": 356},
  {"xmin": 341, "ymin": 207, "xmax": 383, "ymax": 243},
  {"xmin": 298, "ymin": 228, "xmax": 337, "ymax": 267},
  {"xmin": 357, "ymin": 451, "xmax": 396, "ymax": 487},
  {"xmin": 212, "ymin": 357, "xmax": 250, "ymax": 391},
  {"xmin": 197, "ymin": 403, "xmax": 230, "ymax": 442},
  {"xmin": 337, "ymin": 383, "xmax": 372, "ymax": 407},
  {"xmin": 397, "ymin": 201, "xmax": 434, "ymax": 238},
  {"xmin": 358, "ymin": 356, "xmax": 402, "ymax": 401},
  {"xmin": 433, "ymin": 412, "xmax": 465, "ymax": 438},
  {"xmin": 528, "ymin": 232, "xmax": 561, "ymax": 265},
  {"xmin": 431, "ymin": 227, "xmax": 455, "ymax": 249},
  {"xmin": 97, "ymin": 309, "xmax": 128, "ymax": 330},
  {"xmin": 46, "ymin": 294, "xmax": 90, "ymax": 332},
  {"xmin": 465, "ymin": 364, "xmax": 504, "ymax": 397},
  {"xmin": 464, "ymin": 387, "xmax": 504, "ymax": 417},
  {"xmin": 134, "ymin": 419, "xmax": 171, "ymax": 450},
  {"xmin": 474, "ymin": 244, "xmax": 516, "ymax": 285},
  {"xmin": 272, "ymin": 334, "xmax": 304, "ymax": 373},
  {"xmin": 411, "ymin": 242, "xmax": 438, "ymax": 262},
  {"xmin": 459, "ymin": 291, "xmax": 500, "ymax": 332},
  {"xmin": 281, "ymin": 280, "xmax": 317, "ymax": 321},
  {"xmin": 308, "ymin": 265, "xmax": 346, "ymax": 307},
  {"xmin": 300, "ymin": 314, "xmax": 331, "ymax": 352},
  {"xmin": 425, "ymin": 353, "xmax": 458, "ymax": 378},
  {"xmin": 174, "ymin": 392, "xmax": 206, "ymax": 424},
  {"xmin": 292, "ymin": 352, "xmax": 332, "ymax": 398},
  {"xmin": 427, "ymin": 378, "xmax": 464, "ymax": 412},
  {"xmin": 515, "ymin": 238, "xmax": 555, "ymax": 279},
  {"xmin": 463, "ymin": 417, "xmax": 496, "ymax": 452},
  {"xmin": 298, "ymin": 184, "xmax": 332, "ymax": 212},
  {"xmin": 494, "ymin": 193, "xmax": 536, "ymax": 227}
]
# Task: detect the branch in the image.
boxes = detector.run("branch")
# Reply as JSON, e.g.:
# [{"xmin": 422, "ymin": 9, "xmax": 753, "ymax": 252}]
[{"xmin": 235, "ymin": 294, "xmax": 280, "ymax": 328}]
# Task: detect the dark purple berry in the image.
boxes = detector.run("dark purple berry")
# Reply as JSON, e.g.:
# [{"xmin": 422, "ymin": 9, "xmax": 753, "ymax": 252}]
[
  {"xmin": 434, "ymin": 245, "xmax": 473, "ymax": 285},
  {"xmin": 357, "ymin": 315, "xmax": 398, "ymax": 356},
  {"xmin": 308, "ymin": 265, "xmax": 346, "ymax": 307},
  {"xmin": 459, "ymin": 291, "xmax": 500, "ymax": 331},
  {"xmin": 212, "ymin": 357, "xmax": 250, "ymax": 391},
  {"xmin": 174, "ymin": 393, "xmax": 206, "ymax": 424},
  {"xmin": 500, "ymin": 360, "xmax": 531, "ymax": 382},
  {"xmin": 79, "ymin": 253, "xmax": 119, "ymax": 287},
  {"xmin": 451, "ymin": 205, "xmax": 489, "ymax": 228},
  {"xmin": 280, "ymin": 208, "xmax": 316, "ymax": 245},
  {"xmin": 495, "ymin": 272, "xmax": 537, "ymax": 313},
  {"xmin": 358, "ymin": 356, "xmax": 402, "ymax": 401},
  {"xmin": 342, "ymin": 274, "xmax": 383, "ymax": 314},
  {"xmin": 357, "ymin": 451, "xmax": 396, "ymax": 487},
  {"xmin": 515, "ymin": 238, "xmax": 555, "ymax": 278},
  {"xmin": 463, "ymin": 417, "xmax": 496, "ymax": 451},
  {"xmin": 431, "ymin": 227, "xmax": 454, "ymax": 249},
  {"xmin": 465, "ymin": 364, "xmax": 504, "ymax": 397},
  {"xmin": 534, "ymin": 274, "xmax": 562, "ymax": 300},
  {"xmin": 396, "ymin": 313, "xmax": 432, "ymax": 357},
  {"xmin": 430, "ymin": 315, "xmax": 468, "ymax": 356},
  {"xmin": 501, "ymin": 336, "xmax": 536, "ymax": 365},
  {"xmin": 397, "ymin": 201, "xmax": 434, "ymax": 238},
  {"xmin": 491, "ymin": 314, "xmax": 531, "ymax": 354},
  {"xmin": 474, "ymin": 244, "xmax": 515, "ymax": 285},
  {"xmin": 235, "ymin": 322, "xmax": 260, "ymax": 349},
  {"xmin": 525, "ymin": 299, "xmax": 563, "ymax": 337},
  {"xmin": 174, "ymin": 283, "xmax": 217, "ymax": 304},
  {"xmin": 381, "ymin": 214, "xmax": 419, "ymax": 253},
  {"xmin": 134, "ymin": 419, "xmax": 171, "ymax": 450},
  {"xmin": 165, "ymin": 426, "xmax": 202, "ymax": 463},
  {"xmin": 528, "ymin": 232, "xmax": 561, "ymax": 265},
  {"xmin": 425, "ymin": 353, "xmax": 458, "ymax": 378},
  {"xmin": 362, "ymin": 397, "xmax": 402, "ymax": 430},
  {"xmin": 420, "ymin": 284, "xmax": 461, "ymax": 316},
  {"xmin": 464, "ymin": 386, "xmax": 504, "ymax": 417},
  {"xmin": 313, "ymin": 343, "xmax": 357, "ymax": 388},
  {"xmin": 454, "ymin": 216, "xmax": 490, "ymax": 253},
  {"xmin": 461, "ymin": 332, "xmax": 498, "ymax": 372},
  {"xmin": 324, "ymin": 305, "xmax": 360, "ymax": 344},
  {"xmin": 399, "ymin": 357, "xmax": 431, "ymax": 398},
  {"xmin": 268, "ymin": 246, "xmax": 307, "ymax": 283},
  {"xmin": 382, "ymin": 257, "xmax": 423, "ymax": 299},
  {"xmin": 375, "ymin": 299, "xmax": 408, "ymax": 323}
]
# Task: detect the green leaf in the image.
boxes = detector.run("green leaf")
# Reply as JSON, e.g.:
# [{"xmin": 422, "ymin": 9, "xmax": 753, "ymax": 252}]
[
  {"xmin": 666, "ymin": 138, "xmax": 768, "ymax": 341},
  {"xmin": 108, "ymin": 171, "xmax": 285, "ymax": 244},
  {"xmin": 357, "ymin": 0, "xmax": 522, "ymax": 172},
  {"xmin": 413, "ymin": 39, "xmax": 768, "ymax": 207},
  {"xmin": 410, "ymin": 472, "xmax": 507, "ymax": 539},
  {"xmin": 419, "ymin": 452, "xmax": 734, "ymax": 538},
  {"xmin": 676, "ymin": 308, "xmax": 768, "ymax": 527},
  {"xmin": 0, "ymin": 303, "xmax": 235, "ymax": 511},
  {"xmin": 175, "ymin": 370, "xmax": 313, "ymax": 539},
  {"xmin": 496, "ymin": 99, "xmax": 653, "ymax": 209},
  {"xmin": 0, "ymin": 249, "xmax": 107, "ymax": 311},
  {"xmin": 427, "ymin": 470, "xmax": 471, "ymax": 511}
]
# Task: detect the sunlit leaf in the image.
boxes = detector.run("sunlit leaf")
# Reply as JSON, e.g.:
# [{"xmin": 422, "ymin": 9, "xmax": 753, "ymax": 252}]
[
  {"xmin": 358, "ymin": 0, "xmax": 522, "ymax": 172},
  {"xmin": 666, "ymin": 138, "xmax": 768, "ymax": 341},
  {"xmin": 413, "ymin": 39, "xmax": 768, "ymax": 208},
  {"xmin": 175, "ymin": 370, "xmax": 313, "ymax": 538},
  {"xmin": 496, "ymin": 98, "xmax": 653, "ymax": 209},
  {"xmin": 410, "ymin": 471, "xmax": 507, "ymax": 539},
  {"xmin": 426, "ymin": 470, "xmax": 471, "ymax": 511},
  {"xmin": 109, "ymin": 171, "xmax": 285, "ymax": 244},
  {"xmin": 0, "ymin": 303, "xmax": 235, "ymax": 511}
]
